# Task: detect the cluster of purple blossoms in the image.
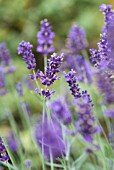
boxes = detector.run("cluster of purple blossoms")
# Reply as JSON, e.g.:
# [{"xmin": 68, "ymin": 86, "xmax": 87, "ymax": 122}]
[
  {"xmin": 0, "ymin": 137, "xmax": 9, "ymax": 162},
  {"xmin": 62, "ymin": 24, "xmax": 92, "ymax": 84},
  {"xmin": 90, "ymin": 4, "xmax": 114, "ymax": 72},
  {"xmin": 67, "ymin": 24, "xmax": 88, "ymax": 54},
  {"xmin": 17, "ymin": 41, "xmax": 36, "ymax": 70},
  {"xmin": 64, "ymin": 69, "xmax": 81, "ymax": 99},
  {"xmin": 40, "ymin": 53, "xmax": 64, "ymax": 86},
  {"xmin": 64, "ymin": 69, "xmax": 99, "ymax": 142},
  {"xmin": 35, "ymin": 116, "xmax": 66, "ymax": 161},
  {"xmin": 33, "ymin": 53, "xmax": 64, "ymax": 99},
  {"xmin": 36, "ymin": 19, "xmax": 55, "ymax": 55},
  {"xmin": 75, "ymin": 91, "xmax": 99, "ymax": 142},
  {"xmin": 48, "ymin": 97, "xmax": 72, "ymax": 125}
]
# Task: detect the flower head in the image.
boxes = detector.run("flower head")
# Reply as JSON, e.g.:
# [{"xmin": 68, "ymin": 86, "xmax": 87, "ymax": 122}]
[
  {"xmin": 67, "ymin": 24, "xmax": 88, "ymax": 54},
  {"xmin": 0, "ymin": 137, "xmax": 9, "ymax": 162},
  {"xmin": 64, "ymin": 69, "xmax": 81, "ymax": 99},
  {"xmin": 36, "ymin": 19, "xmax": 55, "ymax": 55},
  {"xmin": 17, "ymin": 40, "xmax": 36, "ymax": 70},
  {"xmin": 40, "ymin": 53, "xmax": 64, "ymax": 86},
  {"xmin": 0, "ymin": 66, "xmax": 7, "ymax": 96},
  {"xmin": 75, "ymin": 91, "xmax": 99, "ymax": 142},
  {"xmin": 0, "ymin": 43, "xmax": 11, "ymax": 66},
  {"xmin": 35, "ymin": 116, "xmax": 66, "ymax": 161}
]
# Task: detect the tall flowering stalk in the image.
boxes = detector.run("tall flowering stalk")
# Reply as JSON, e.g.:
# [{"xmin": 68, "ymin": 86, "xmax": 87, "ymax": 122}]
[
  {"xmin": 64, "ymin": 70, "xmax": 99, "ymax": 143},
  {"xmin": 36, "ymin": 19, "xmax": 55, "ymax": 56},
  {"xmin": 62, "ymin": 24, "xmax": 92, "ymax": 84}
]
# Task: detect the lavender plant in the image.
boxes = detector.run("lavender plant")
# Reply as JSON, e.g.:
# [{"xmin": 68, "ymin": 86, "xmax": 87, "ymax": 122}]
[{"xmin": 0, "ymin": 4, "xmax": 114, "ymax": 170}]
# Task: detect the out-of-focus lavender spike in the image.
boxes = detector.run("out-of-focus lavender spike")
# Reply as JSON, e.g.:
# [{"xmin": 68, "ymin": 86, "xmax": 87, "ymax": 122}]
[
  {"xmin": 7, "ymin": 132, "xmax": 19, "ymax": 153},
  {"xmin": 67, "ymin": 24, "xmax": 88, "ymax": 54},
  {"xmin": 23, "ymin": 77, "xmax": 35, "ymax": 90},
  {"xmin": 0, "ymin": 66, "xmax": 7, "ymax": 96},
  {"xmin": 17, "ymin": 40, "xmax": 36, "ymax": 70},
  {"xmin": 0, "ymin": 43, "xmax": 11, "ymax": 66},
  {"xmin": 48, "ymin": 97, "xmax": 72, "ymax": 125},
  {"xmin": 16, "ymin": 82, "xmax": 23, "ymax": 97},
  {"xmin": 24, "ymin": 159, "xmax": 32, "ymax": 168},
  {"xmin": 34, "ymin": 116, "xmax": 66, "ymax": 161},
  {"xmin": 36, "ymin": 19, "xmax": 55, "ymax": 55},
  {"xmin": 97, "ymin": 72, "xmax": 114, "ymax": 105}
]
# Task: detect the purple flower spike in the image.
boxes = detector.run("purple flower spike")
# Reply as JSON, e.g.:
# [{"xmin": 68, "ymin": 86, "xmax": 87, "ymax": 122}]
[
  {"xmin": 0, "ymin": 67, "xmax": 7, "ymax": 96},
  {"xmin": 48, "ymin": 98, "xmax": 72, "ymax": 125},
  {"xmin": 64, "ymin": 69, "xmax": 81, "ymax": 99},
  {"xmin": 0, "ymin": 137, "xmax": 9, "ymax": 162},
  {"xmin": 16, "ymin": 82, "xmax": 23, "ymax": 97},
  {"xmin": 17, "ymin": 40, "xmax": 36, "ymax": 70},
  {"xmin": 7, "ymin": 132, "xmax": 18, "ymax": 153},
  {"xmin": 0, "ymin": 43, "xmax": 11, "ymax": 66},
  {"xmin": 36, "ymin": 19, "xmax": 55, "ymax": 55},
  {"xmin": 40, "ymin": 53, "xmax": 64, "ymax": 86},
  {"xmin": 35, "ymin": 116, "xmax": 66, "ymax": 161},
  {"xmin": 76, "ymin": 103, "xmax": 99, "ymax": 142},
  {"xmin": 67, "ymin": 24, "xmax": 88, "ymax": 54}
]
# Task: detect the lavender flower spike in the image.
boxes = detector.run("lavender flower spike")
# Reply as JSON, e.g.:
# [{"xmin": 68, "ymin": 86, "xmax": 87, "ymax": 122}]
[
  {"xmin": 40, "ymin": 53, "xmax": 64, "ymax": 86},
  {"xmin": 0, "ymin": 137, "xmax": 9, "ymax": 162},
  {"xmin": 0, "ymin": 42, "xmax": 11, "ymax": 66},
  {"xmin": 67, "ymin": 24, "xmax": 88, "ymax": 54},
  {"xmin": 35, "ymin": 116, "xmax": 66, "ymax": 161},
  {"xmin": 37, "ymin": 19, "xmax": 55, "ymax": 55},
  {"xmin": 64, "ymin": 69, "xmax": 81, "ymax": 99},
  {"xmin": 17, "ymin": 40, "xmax": 36, "ymax": 70}
]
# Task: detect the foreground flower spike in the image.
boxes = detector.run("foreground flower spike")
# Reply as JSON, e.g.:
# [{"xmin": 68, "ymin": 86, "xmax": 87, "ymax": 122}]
[
  {"xmin": 35, "ymin": 116, "xmax": 66, "ymax": 161},
  {"xmin": 90, "ymin": 4, "xmax": 114, "ymax": 71},
  {"xmin": 0, "ymin": 66, "xmax": 7, "ymax": 96},
  {"xmin": 64, "ymin": 69, "xmax": 81, "ymax": 99},
  {"xmin": 40, "ymin": 53, "xmax": 64, "ymax": 86},
  {"xmin": 0, "ymin": 137, "xmax": 9, "ymax": 162},
  {"xmin": 48, "ymin": 97, "xmax": 72, "ymax": 125},
  {"xmin": 67, "ymin": 24, "xmax": 88, "ymax": 54},
  {"xmin": 0, "ymin": 43, "xmax": 11, "ymax": 66},
  {"xmin": 76, "ymin": 91, "xmax": 99, "ymax": 142},
  {"xmin": 17, "ymin": 41, "xmax": 36, "ymax": 70},
  {"xmin": 36, "ymin": 19, "xmax": 55, "ymax": 55}
]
